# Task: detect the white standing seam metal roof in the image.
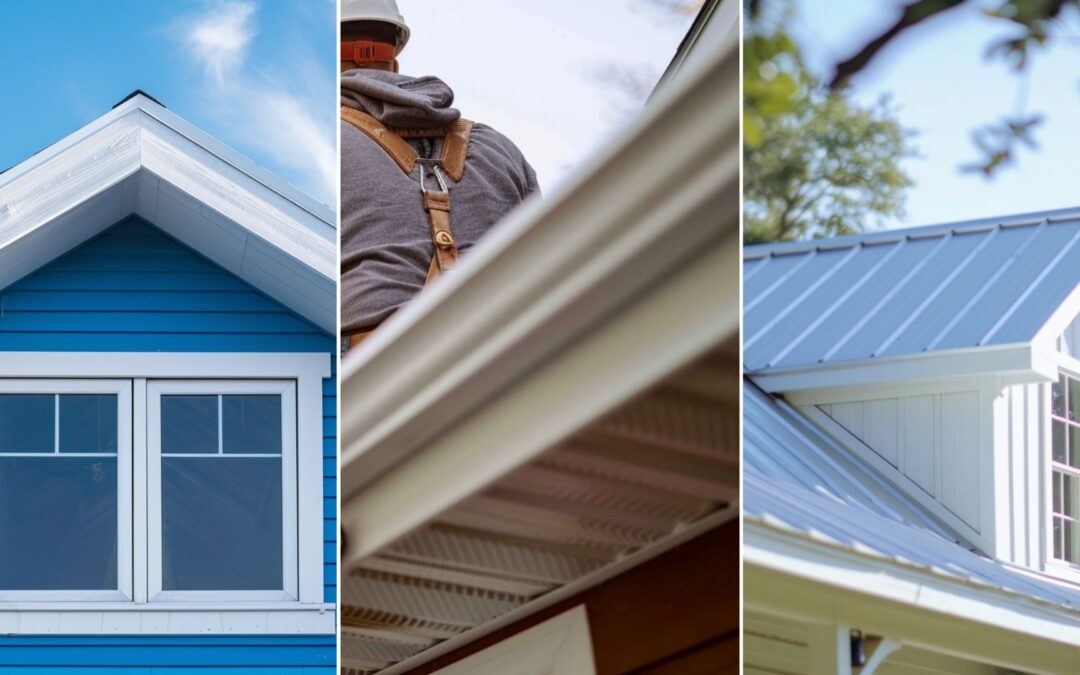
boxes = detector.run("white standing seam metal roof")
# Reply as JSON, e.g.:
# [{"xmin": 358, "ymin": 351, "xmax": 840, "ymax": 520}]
[
  {"xmin": 744, "ymin": 380, "xmax": 1080, "ymax": 616},
  {"xmin": 743, "ymin": 210, "xmax": 1080, "ymax": 373}
]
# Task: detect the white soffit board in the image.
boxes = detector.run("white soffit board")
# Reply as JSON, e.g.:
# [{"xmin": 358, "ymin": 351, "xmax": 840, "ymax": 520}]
[
  {"xmin": 340, "ymin": 344, "xmax": 738, "ymax": 675},
  {"xmin": 0, "ymin": 94, "xmax": 336, "ymax": 333},
  {"xmin": 743, "ymin": 212, "xmax": 1080, "ymax": 382}
]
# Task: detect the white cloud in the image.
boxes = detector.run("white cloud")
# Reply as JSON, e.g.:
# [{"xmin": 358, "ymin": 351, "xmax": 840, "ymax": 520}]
[
  {"xmin": 187, "ymin": 1, "xmax": 255, "ymax": 86},
  {"xmin": 177, "ymin": 1, "xmax": 337, "ymax": 207}
]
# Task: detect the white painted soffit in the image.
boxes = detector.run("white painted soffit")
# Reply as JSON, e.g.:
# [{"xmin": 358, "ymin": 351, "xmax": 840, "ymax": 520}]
[
  {"xmin": 0, "ymin": 94, "xmax": 336, "ymax": 334},
  {"xmin": 341, "ymin": 343, "xmax": 739, "ymax": 675},
  {"xmin": 340, "ymin": 6, "xmax": 739, "ymax": 504}
]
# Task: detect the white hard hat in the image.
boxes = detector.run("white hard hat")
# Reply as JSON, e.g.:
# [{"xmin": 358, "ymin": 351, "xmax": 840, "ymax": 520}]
[{"xmin": 341, "ymin": 0, "xmax": 410, "ymax": 54}]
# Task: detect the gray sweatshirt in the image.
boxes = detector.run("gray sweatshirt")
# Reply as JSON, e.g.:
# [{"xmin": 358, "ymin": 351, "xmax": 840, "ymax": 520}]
[{"xmin": 340, "ymin": 70, "xmax": 539, "ymax": 334}]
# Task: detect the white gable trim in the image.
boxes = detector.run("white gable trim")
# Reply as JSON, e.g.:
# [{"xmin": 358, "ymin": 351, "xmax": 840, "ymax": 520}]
[{"xmin": 0, "ymin": 95, "xmax": 336, "ymax": 333}]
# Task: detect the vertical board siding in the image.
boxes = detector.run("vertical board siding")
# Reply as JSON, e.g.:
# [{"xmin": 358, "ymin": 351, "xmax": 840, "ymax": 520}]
[
  {"xmin": 0, "ymin": 218, "xmax": 335, "ymax": 670},
  {"xmin": 820, "ymin": 389, "xmax": 981, "ymax": 530},
  {"xmin": 940, "ymin": 391, "xmax": 980, "ymax": 530},
  {"xmin": 1002, "ymin": 382, "xmax": 1044, "ymax": 568},
  {"xmin": 902, "ymin": 395, "xmax": 936, "ymax": 495}
]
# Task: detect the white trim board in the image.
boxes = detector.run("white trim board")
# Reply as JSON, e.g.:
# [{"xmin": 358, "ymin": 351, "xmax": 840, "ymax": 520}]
[
  {"xmin": 750, "ymin": 343, "xmax": 1057, "ymax": 397},
  {"xmin": 0, "ymin": 605, "xmax": 335, "ymax": 635},
  {"xmin": 0, "ymin": 94, "xmax": 336, "ymax": 333}
]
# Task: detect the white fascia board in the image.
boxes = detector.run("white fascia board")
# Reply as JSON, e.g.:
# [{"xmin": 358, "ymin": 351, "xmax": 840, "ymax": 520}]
[
  {"xmin": 744, "ymin": 522, "xmax": 1080, "ymax": 672},
  {"xmin": 0, "ymin": 352, "xmax": 330, "ymax": 379},
  {"xmin": 750, "ymin": 342, "xmax": 1057, "ymax": 397},
  {"xmin": 340, "ymin": 23, "xmax": 739, "ymax": 513},
  {"xmin": 0, "ymin": 94, "xmax": 335, "ymax": 333}
]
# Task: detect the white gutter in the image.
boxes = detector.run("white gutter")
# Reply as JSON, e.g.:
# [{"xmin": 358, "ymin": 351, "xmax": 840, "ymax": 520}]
[{"xmin": 745, "ymin": 520, "xmax": 1080, "ymax": 673}]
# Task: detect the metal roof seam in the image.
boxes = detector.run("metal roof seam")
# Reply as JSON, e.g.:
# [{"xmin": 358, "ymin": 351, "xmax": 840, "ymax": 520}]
[
  {"xmin": 872, "ymin": 224, "xmax": 1003, "ymax": 357},
  {"xmin": 745, "ymin": 244, "xmax": 862, "ymax": 350},
  {"xmin": 820, "ymin": 232, "xmax": 952, "ymax": 363},
  {"xmin": 744, "ymin": 248, "xmax": 818, "ymax": 315},
  {"xmin": 924, "ymin": 219, "xmax": 1049, "ymax": 352},
  {"xmin": 979, "ymin": 222, "xmax": 1080, "ymax": 346},
  {"xmin": 769, "ymin": 238, "xmax": 910, "ymax": 368}
]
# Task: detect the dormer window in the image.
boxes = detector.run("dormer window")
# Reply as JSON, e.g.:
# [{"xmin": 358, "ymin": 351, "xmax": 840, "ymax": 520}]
[{"xmin": 1052, "ymin": 372, "xmax": 1080, "ymax": 564}]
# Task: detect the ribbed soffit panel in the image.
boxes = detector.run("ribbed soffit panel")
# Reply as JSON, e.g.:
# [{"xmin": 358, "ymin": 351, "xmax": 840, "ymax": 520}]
[
  {"xmin": 743, "ymin": 214, "xmax": 1080, "ymax": 372},
  {"xmin": 341, "ymin": 342, "xmax": 738, "ymax": 674}
]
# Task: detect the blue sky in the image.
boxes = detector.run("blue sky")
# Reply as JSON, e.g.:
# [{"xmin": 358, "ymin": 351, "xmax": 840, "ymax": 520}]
[
  {"xmin": 398, "ymin": 1, "xmax": 698, "ymax": 193},
  {"xmin": 0, "ymin": 0, "xmax": 336, "ymax": 206},
  {"xmin": 788, "ymin": 0, "xmax": 1080, "ymax": 228}
]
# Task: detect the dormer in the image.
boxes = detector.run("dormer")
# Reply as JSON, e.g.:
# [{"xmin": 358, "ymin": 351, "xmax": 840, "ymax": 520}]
[{"xmin": 744, "ymin": 210, "xmax": 1080, "ymax": 583}]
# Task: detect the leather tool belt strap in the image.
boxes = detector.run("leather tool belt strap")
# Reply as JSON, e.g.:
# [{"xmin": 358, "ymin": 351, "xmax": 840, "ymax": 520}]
[{"xmin": 340, "ymin": 106, "xmax": 475, "ymax": 349}]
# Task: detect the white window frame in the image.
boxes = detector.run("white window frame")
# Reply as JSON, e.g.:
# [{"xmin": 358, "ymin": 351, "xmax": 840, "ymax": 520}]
[
  {"xmin": 0, "ymin": 379, "xmax": 133, "ymax": 602},
  {"xmin": 1046, "ymin": 355, "xmax": 1080, "ymax": 583},
  {"xmin": 147, "ymin": 379, "xmax": 298, "ymax": 602},
  {"xmin": 0, "ymin": 352, "xmax": 331, "ymax": 635}
]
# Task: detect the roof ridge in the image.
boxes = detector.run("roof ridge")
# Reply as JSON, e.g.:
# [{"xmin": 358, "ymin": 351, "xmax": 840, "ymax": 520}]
[{"xmin": 745, "ymin": 206, "xmax": 1080, "ymax": 259}]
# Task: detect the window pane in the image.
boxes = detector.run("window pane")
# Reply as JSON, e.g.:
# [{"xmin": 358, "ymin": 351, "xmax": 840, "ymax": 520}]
[
  {"xmin": 1053, "ymin": 420, "xmax": 1067, "ymax": 464},
  {"xmin": 1053, "ymin": 374, "xmax": 1067, "ymax": 417},
  {"xmin": 222, "ymin": 395, "xmax": 281, "ymax": 455},
  {"xmin": 1055, "ymin": 517, "xmax": 1063, "ymax": 560},
  {"xmin": 1071, "ymin": 377, "xmax": 1080, "ymax": 422},
  {"xmin": 59, "ymin": 395, "xmax": 117, "ymax": 454},
  {"xmin": 1065, "ymin": 472, "xmax": 1079, "ymax": 519},
  {"xmin": 1067, "ymin": 518, "xmax": 1080, "ymax": 564},
  {"xmin": 0, "ymin": 394, "xmax": 54, "ymax": 453},
  {"xmin": 0, "ymin": 457, "xmax": 117, "ymax": 589},
  {"xmin": 1071, "ymin": 426, "xmax": 1080, "ymax": 470},
  {"xmin": 162, "ymin": 457, "xmax": 282, "ymax": 590},
  {"xmin": 162, "ymin": 396, "xmax": 218, "ymax": 454},
  {"xmin": 1054, "ymin": 472, "xmax": 1063, "ymax": 513}
]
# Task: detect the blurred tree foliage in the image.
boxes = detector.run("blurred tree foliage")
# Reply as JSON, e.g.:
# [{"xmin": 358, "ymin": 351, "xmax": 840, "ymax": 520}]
[
  {"xmin": 826, "ymin": 0, "xmax": 1076, "ymax": 177},
  {"xmin": 744, "ymin": 4, "xmax": 916, "ymax": 243}
]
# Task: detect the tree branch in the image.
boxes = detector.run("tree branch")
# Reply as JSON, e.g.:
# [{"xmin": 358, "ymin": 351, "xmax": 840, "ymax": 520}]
[{"xmin": 828, "ymin": 0, "xmax": 966, "ymax": 90}]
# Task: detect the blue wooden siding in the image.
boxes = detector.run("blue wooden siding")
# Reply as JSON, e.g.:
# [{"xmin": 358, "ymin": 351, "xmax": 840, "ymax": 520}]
[
  {"xmin": 0, "ymin": 636, "xmax": 333, "ymax": 672},
  {"xmin": 0, "ymin": 217, "xmax": 336, "ymax": 670}
]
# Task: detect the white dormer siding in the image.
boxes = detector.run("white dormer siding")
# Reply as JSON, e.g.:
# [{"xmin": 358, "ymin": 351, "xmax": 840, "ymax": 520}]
[{"xmin": 817, "ymin": 391, "xmax": 983, "ymax": 532}]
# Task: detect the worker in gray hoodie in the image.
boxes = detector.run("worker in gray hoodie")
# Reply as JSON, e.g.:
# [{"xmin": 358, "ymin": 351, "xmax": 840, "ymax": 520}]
[{"xmin": 340, "ymin": 0, "xmax": 540, "ymax": 349}]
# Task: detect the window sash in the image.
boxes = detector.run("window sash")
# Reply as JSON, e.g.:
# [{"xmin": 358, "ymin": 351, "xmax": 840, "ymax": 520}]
[
  {"xmin": 0, "ymin": 380, "xmax": 133, "ymax": 602},
  {"xmin": 146, "ymin": 380, "xmax": 298, "ymax": 602}
]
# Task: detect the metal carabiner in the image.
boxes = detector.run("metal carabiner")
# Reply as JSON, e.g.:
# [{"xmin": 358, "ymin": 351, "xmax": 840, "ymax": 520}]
[{"xmin": 416, "ymin": 158, "xmax": 449, "ymax": 195}]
